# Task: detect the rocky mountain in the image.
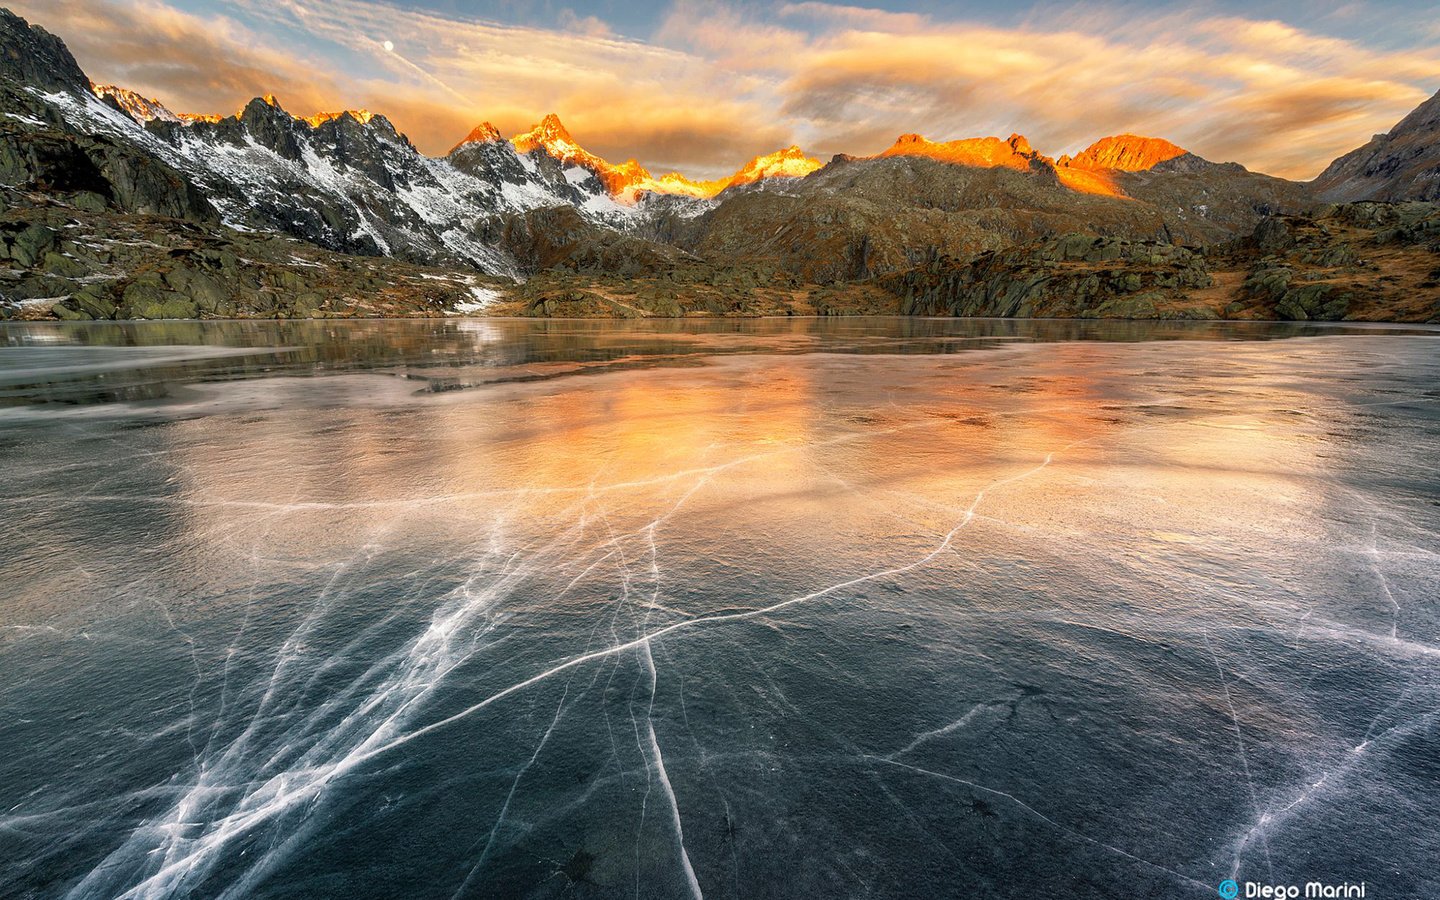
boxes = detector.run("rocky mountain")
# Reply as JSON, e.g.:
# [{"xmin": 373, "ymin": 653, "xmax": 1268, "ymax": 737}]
[
  {"xmin": 3, "ymin": 189, "xmax": 499, "ymax": 321},
  {"xmin": 0, "ymin": 7, "xmax": 86, "ymax": 93},
  {"xmin": 1, "ymin": 8, "xmax": 725, "ymax": 275},
  {"xmin": 504, "ymin": 114, "xmax": 822, "ymax": 201},
  {"xmin": 878, "ymin": 132, "xmax": 1043, "ymax": 171},
  {"xmin": 1057, "ymin": 135, "xmax": 1188, "ymax": 173},
  {"xmin": 680, "ymin": 132, "xmax": 1309, "ymax": 282},
  {"xmin": 723, "ymin": 146, "xmax": 823, "ymax": 190},
  {"xmin": 2, "ymin": 6, "xmax": 1435, "ymax": 324},
  {"xmin": 90, "ymin": 84, "xmax": 180, "ymax": 124},
  {"xmin": 1313, "ymin": 89, "xmax": 1440, "ymax": 202},
  {"xmin": 50, "ymin": 88, "xmax": 647, "ymax": 273}
]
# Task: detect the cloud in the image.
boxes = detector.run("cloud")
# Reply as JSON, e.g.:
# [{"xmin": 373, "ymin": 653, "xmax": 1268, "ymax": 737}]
[
  {"xmin": 220, "ymin": 0, "xmax": 796, "ymax": 173},
  {"xmin": 738, "ymin": 2, "xmax": 1440, "ymax": 177},
  {"xmin": 10, "ymin": 0, "xmax": 1440, "ymax": 180},
  {"xmin": 778, "ymin": 2, "xmax": 928, "ymax": 34},
  {"xmin": 9, "ymin": 0, "xmax": 343, "ymax": 117},
  {"xmin": 557, "ymin": 8, "xmax": 613, "ymax": 38}
]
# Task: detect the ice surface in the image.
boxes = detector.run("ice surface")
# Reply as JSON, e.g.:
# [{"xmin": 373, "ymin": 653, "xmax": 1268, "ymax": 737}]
[{"xmin": 0, "ymin": 318, "xmax": 1437, "ymax": 898}]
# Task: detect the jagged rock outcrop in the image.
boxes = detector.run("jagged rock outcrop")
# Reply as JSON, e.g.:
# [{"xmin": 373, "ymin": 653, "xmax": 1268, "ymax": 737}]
[
  {"xmin": 721, "ymin": 146, "xmax": 822, "ymax": 190},
  {"xmin": 1313, "ymin": 89, "xmax": 1440, "ymax": 202},
  {"xmin": 1223, "ymin": 202, "xmax": 1440, "ymax": 321},
  {"xmin": 886, "ymin": 235, "xmax": 1215, "ymax": 318},
  {"xmin": 91, "ymin": 85, "xmax": 181, "ymax": 123},
  {"xmin": 879, "ymin": 132, "xmax": 1046, "ymax": 171},
  {"xmin": 0, "ymin": 68, "xmax": 214, "ymax": 219},
  {"xmin": 0, "ymin": 190, "xmax": 493, "ymax": 320},
  {"xmin": 1057, "ymin": 135, "xmax": 1188, "ymax": 173},
  {"xmin": 507, "ymin": 114, "xmax": 821, "ymax": 201},
  {"xmin": 497, "ymin": 205, "xmax": 690, "ymax": 276},
  {"xmin": 0, "ymin": 7, "xmax": 87, "ymax": 92}
]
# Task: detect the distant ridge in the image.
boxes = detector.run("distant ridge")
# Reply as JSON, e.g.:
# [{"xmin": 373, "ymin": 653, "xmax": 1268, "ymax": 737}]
[
  {"xmin": 76, "ymin": 75, "xmax": 1227, "ymax": 204},
  {"xmin": 1313, "ymin": 88, "xmax": 1440, "ymax": 202}
]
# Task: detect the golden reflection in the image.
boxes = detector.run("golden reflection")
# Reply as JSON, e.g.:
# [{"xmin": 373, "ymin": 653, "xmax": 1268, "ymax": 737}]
[
  {"xmin": 165, "ymin": 358, "xmax": 825, "ymax": 567},
  {"xmin": 156, "ymin": 336, "xmax": 1342, "ymax": 624}
]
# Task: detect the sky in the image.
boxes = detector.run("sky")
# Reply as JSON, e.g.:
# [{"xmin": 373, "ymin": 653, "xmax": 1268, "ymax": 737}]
[{"xmin": 14, "ymin": 0, "xmax": 1440, "ymax": 179}]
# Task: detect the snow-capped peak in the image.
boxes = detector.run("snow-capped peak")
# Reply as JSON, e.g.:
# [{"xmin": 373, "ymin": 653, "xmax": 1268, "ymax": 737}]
[
  {"xmin": 90, "ymin": 83, "xmax": 180, "ymax": 124},
  {"xmin": 302, "ymin": 109, "xmax": 376, "ymax": 128},
  {"xmin": 727, "ymin": 145, "xmax": 823, "ymax": 187},
  {"xmin": 511, "ymin": 114, "xmax": 657, "ymax": 198},
  {"xmin": 450, "ymin": 122, "xmax": 503, "ymax": 152},
  {"xmin": 512, "ymin": 114, "xmax": 589, "ymax": 163}
]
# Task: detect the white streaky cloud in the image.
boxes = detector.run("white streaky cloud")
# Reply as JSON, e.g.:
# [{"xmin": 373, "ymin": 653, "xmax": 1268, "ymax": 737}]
[{"xmin": 11, "ymin": 0, "xmax": 1440, "ymax": 179}]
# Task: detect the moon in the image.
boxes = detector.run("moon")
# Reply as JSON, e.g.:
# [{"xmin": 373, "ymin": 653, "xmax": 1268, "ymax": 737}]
[{"xmin": 382, "ymin": 40, "xmax": 394, "ymax": 52}]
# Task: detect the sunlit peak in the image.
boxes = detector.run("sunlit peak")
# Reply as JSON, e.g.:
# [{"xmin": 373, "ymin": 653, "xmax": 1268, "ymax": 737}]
[
  {"xmin": 302, "ymin": 109, "xmax": 376, "ymax": 128},
  {"xmin": 450, "ymin": 122, "xmax": 503, "ymax": 153},
  {"xmin": 879, "ymin": 132, "xmax": 1040, "ymax": 171},
  {"xmin": 1058, "ymin": 135, "xmax": 1188, "ymax": 173}
]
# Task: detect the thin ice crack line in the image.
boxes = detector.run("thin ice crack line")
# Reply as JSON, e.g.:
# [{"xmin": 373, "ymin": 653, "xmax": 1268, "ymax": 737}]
[
  {"xmin": 861, "ymin": 757, "xmax": 969, "ymax": 870},
  {"xmin": 450, "ymin": 679, "xmax": 573, "ymax": 900},
  {"xmin": 350, "ymin": 450, "xmax": 1061, "ymax": 768},
  {"xmin": 638, "ymin": 639, "xmax": 704, "ymax": 900},
  {"xmin": 1203, "ymin": 630, "xmax": 1274, "ymax": 882},
  {"xmin": 1224, "ymin": 708, "xmax": 1440, "ymax": 876},
  {"xmin": 668, "ymin": 645, "xmax": 740, "ymax": 894},
  {"xmin": 1364, "ymin": 523, "xmax": 1401, "ymax": 640},
  {"xmin": 115, "ymin": 444, "xmax": 1042, "ymax": 896},
  {"xmin": 200, "ymin": 505, "xmax": 289, "ymax": 764},
  {"xmin": 65, "ymin": 506, "xmax": 594, "ymax": 898},
  {"xmin": 886, "ymin": 703, "xmax": 996, "ymax": 759},
  {"xmin": 867, "ymin": 757, "xmax": 1211, "ymax": 893},
  {"xmin": 601, "ymin": 479, "xmax": 706, "ymax": 900}
]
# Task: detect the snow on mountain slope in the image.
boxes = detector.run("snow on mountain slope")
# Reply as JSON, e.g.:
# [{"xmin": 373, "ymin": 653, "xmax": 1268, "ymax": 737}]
[
  {"xmin": 3, "ymin": 5, "xmax": 823, "ymax": 276},
  {"xmin": 91, "ymin": 84, "xmax": 180, "ymax": 123},
  {"xmin": 33, "ymin": 85, "xmax": 661, "ymax": 274}
]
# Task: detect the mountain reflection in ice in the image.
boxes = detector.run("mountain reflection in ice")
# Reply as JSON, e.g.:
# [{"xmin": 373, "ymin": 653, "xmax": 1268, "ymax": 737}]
[{"xmin": 1, "ymin": 318, "xmax": 1437, "ymax": 899}]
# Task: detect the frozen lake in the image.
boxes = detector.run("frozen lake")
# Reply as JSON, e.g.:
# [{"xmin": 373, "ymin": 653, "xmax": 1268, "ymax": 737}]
[{"xmin": 1, "ymin": 317, "xmax": 1437, "ymax": 898}]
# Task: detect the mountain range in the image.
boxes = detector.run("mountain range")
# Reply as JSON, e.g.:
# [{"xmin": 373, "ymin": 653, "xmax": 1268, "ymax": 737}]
[{"xmin": 0, "ymin": 7, "xmax": 1436, "ymax": 323}]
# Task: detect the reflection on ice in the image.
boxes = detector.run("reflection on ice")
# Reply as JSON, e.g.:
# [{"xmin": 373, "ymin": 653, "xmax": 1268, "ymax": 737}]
[{"xmin": 1, "ymin": 320, "xmax": 1438, "ymax": 898}]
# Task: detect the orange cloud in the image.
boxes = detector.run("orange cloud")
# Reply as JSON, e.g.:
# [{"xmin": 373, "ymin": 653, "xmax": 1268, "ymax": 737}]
[
  {"xmin": 11, "ymin": 0, "xmax": 1440, "ymax": 181},
  {"xmin": 744, "ymin": 4, "xmax": 1440, "ymax": 177}
]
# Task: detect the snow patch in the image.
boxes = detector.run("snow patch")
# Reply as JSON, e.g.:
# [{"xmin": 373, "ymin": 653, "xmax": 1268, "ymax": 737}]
[{"xmin": 452, "ymin": 286, "xmax": 503, "ymax": 314}]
